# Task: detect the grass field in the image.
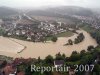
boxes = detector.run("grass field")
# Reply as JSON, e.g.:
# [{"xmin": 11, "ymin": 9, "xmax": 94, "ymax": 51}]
[
  {"xmin": 46, "ymin": 31, "xmax": 73, "ymax": 41},
  {"xmin": 56, "ymin": 31, "xmax": 73, "ymax": 37},
  {"xmin": 81, "ymin": 25, "xmax": 95, "ymax": 33}
]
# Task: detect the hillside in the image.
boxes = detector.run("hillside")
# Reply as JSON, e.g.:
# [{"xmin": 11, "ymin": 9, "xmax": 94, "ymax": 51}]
[
  {"xmin": 48, "ymin": 6, "xmax": 94, "ymax": 17},
  {"xmin": 28, "ymin": 6, "xmax": 94, "ymax": 17},
  {"xmin": 0, "ymin": 6, "xmax": 18, "ymax": 18}
]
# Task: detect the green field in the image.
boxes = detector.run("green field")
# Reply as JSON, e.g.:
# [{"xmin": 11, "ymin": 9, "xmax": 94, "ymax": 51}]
[
  {"xmin": 46, "ymin": 31, "xmax": 73, "ymax": 41},
  {"xmin": 81, "ymin": 25, "xmax": 95, "ymax": 33},
  {"xmin": 56, "ymin": 31, "xmax": 73, "ymax": 37}
]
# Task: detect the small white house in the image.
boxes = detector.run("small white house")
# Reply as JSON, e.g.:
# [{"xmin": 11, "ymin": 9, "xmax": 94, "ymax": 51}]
[{"xmin": 27, "ymin": 35, "xmax": 31, "ymax": 40}]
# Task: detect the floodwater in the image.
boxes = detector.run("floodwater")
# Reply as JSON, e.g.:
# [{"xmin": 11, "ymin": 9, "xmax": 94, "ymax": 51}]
[{"xmin": 0, "ymin": 30, "xmax": 98, "ymax": 59}]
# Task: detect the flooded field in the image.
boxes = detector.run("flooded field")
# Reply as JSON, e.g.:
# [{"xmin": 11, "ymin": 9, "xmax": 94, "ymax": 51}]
[{"xmin": 0, "ymin": 36, "xmax": 25, "ymax": 53}]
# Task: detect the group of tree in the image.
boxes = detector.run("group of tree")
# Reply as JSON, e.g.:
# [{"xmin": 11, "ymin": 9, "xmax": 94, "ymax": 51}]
[
  {"xmin": 65, "ymin": 33, "xmax": 85, "ymax": 45},
  {"xmin": 0, "ymin": 44, "xmax": 100, "ymax": 75},
  {"xmin": 74, "ymin": 33, "xmax": 85, "ymax": 44},
  {"xmin": 90, "ymin": 30, "xmax": 100, "ymax": 45},
  {"xmin": 0, "ymin": 28, "xmax": 6, "ymax": 36},
  {"xmin": 51, "ymin": 36, "xmax": 58, "ymax": 42}
]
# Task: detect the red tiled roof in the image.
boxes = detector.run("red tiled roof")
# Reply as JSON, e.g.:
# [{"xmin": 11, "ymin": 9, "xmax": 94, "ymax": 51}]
[
  {"xmin": 3, "ymin": 65, "xmax": 16, "ymax": 75},
  {"xmin": 17, "ymin": 71, "xmax": 25, "ymax": 75}
]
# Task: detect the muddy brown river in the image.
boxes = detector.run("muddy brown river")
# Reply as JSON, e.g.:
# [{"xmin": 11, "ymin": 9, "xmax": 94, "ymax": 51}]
[{"xmin": 0, "ymin": 29, "xmax": 98, "ymax": 59}]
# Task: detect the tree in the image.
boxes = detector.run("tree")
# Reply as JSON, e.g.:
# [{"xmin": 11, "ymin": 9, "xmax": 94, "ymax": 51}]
[
  {"xmin": 51, "ymin": 36, "xmax": 58, "ymax": 42},
  {"xmin": 80, "ymin": 50, "xmax": 86, "ymax": 57},
  {"xmin": 93, "ymin": 64, "xmax": 100, "ymax": 75},
  {"xmin": 0, "ymin": 60, "xmax": 7, "ymax": 68},
  {"xmin": 40, "ymin": 37, "xmax": 46, "ymax": 42},
  {"xmin": 74, "ymin": 38, "xmax": 79, "ymax": 44},
  {"xmin": 0, "ymin": 28, "xmax": 5, "ymax": 36},
  {"xmin": 74, "ymin": 33, "xmax": 85, "ymax": 44},
  {"xmin": 37, "ymin": 56, "xmax": 41, "ymax": 64},
  {"xmin": 31, "ymin": 35, "xmax": 36, "ymax": 42},
  {"xmin": 55, "ymin": 52, "xmax": 63, "ymax": 60},
  {"xmin": 62, "ymin": 53, "xmax": 66, "ymax": 60},
  {"xmin": 80, "ymin": 54, "xmax": 93, "ymax": 64},
  {"xmin": 90, "ymin": 31, "xmax": 100, "ymax": 45},
  {"xmin": 72, "ymin": 51, "xmax": 78, "ymax": 55},
  {"xmin": 68, "ymin": 39, "xmax": 73, "ymax": 45},
  {"xmin": 87, "ymin": 45, "xmax": 94, "ymax": 52},
  {"xmin": 55, "ymin": 53, "xmax": 66, "ymax": 60},
  {"xmin": 69, "ymin": 51, "xmax": 80, "ymax": 61},
  {"xmin": 44, "ymin": 55, "xmax": 54, "ymax": 64}
]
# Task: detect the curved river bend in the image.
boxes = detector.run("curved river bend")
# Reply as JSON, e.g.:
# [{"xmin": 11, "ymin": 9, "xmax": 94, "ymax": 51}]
[{"xmin": 0, "ymin": 29, "xmax": 98, "ymax": 59}]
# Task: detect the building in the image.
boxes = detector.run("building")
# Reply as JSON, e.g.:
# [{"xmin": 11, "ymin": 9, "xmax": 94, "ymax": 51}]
[
  {"xmin": 69, "ymin": 69, "xmax": 75, "ymax": 75},
  {"xmin": 54, "ymin": 60, "xmax": 64, "ymax": 68},
  {"xmin": 16, "ymin": 15, "xmax": 40, "ymax": 30},
  {"xmin": 2, "ymin": 64, "xmax": 17, "ymax": 75}
]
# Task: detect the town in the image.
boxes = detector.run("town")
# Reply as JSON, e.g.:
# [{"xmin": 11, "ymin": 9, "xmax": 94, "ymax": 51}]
[
  {"xmin": 0, "ymin": 14, "xmax": 78, "ymax": 42},
  {"xmin": 0, "ymin": 0, "xmax": 100, "ymax": 75}
]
